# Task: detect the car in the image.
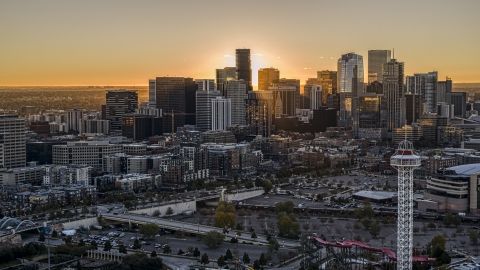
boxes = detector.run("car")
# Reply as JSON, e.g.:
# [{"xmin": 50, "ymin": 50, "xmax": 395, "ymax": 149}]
[
  {"xmin": 144, "ymin": 242, "xmax": 151, "ymax": 245},
  {"xmin": 130, "ymin": 237, "xmax": 137, "ymax": 240},
  {"xmin": 119, "ymin": 233, "xmax": 125, "ymax": 237},
  {"xmin": 154, "ymin": 244, "xmax": 161, "ymax": 248},
  {"xmin": 113, "ymin": 212, "xmax": 119, "ymax": 215},
  {"xmin": 5, "ymin": 226, "xmax": 13, "ymax": 230},
  {"xmin": 264, "ymin": 196, "xmax": 269, "ymax": 199}
]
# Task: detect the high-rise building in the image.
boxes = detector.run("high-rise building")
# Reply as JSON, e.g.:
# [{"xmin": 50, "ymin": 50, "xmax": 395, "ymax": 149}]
[
  {"xmin": 446, "ymin": 92, "xmax": 467, "ymax": 118},
  {"xmin": 148, "ymin": 79, "xmax": 156, "ymax": 108},
  {"xmin": 355, "ymin": 93, "xmax": 382, "ymax": 139},
  {"xmin": 216, "ymin": 67, "xmax": 236, "ymax": 93},
  {"xmin": 317, "ymin": 70, "xmax": 337, "ymax": 105},
  {"xmin": 258, "ymin": 68, "xmax": 280, "ymax": 90},
  {"xmin": 368, "ymin": 50, "xmax": 391, "ymax": 83},
  {"xmin": 271, "ymin": 79, "xmax": 301, "ymax": 114},
  {"xmin": 406, "ymin": 72, "xmax": 438, "ymax": 113},
  {"xmin": 196, "ymin": 90, "xmax": 221, "ymax": 131},
  {"xmin": 236, "ymin": 49, "xmax": 252, "ymax": 90},
  {"xmin": 195, "ymin": 79, "xmax": 215, "ymax": 91},
  {"xmin": 224, "ymin": 80, "xmax": 248, "ymax": 125},
  {"xmin": 246, "ymin": 91, "xmax": 274, "ymax": 137},
  {"xmin": 154, "ymin": 77, "xmax": 197, "ymax": 133},
  {"xmin": 121, "ymin": 114, "xmax": 162, "ymax": 141},
  {"xmin": 366, "ymin": 81, "xmax": 383, "ymax": 94},
  {"xmin": 269, "ymin": 84, "xmax": 297, "ymax": 118},
  {"xmin": 383, "ymin": 59, "xmax": 405, "ymax": 136},
  {"xmin": 437, "ymin": 77, "xmax": 452, "ymax": 103},
  {"xmin": 105, "ymin": 90, "xmax": 138, "ymax": 131},
  {"xmin": 211, "ymin": 97, "xmax": 231, "ymax": 131},
  {"xmin": 308, "ymin": 85, "xmax": 322, "ymax": 110},
  {"xmin": 337, "ymin": 53, "xmax": 364, "ymax": 128},
  {"xmin": 0, "ymin": 115, "xmax": 26, "ymax": 169},
  {"xmin": 67, "ymin": 109, "xmax": 83, "ymax": 133},
  {"xmin": 405, "ymin": 93, "xmax": 422, "ymax": 125}
]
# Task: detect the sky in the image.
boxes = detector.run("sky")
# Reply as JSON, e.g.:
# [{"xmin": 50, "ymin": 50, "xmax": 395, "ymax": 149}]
[{"xmin": 1, "ymin": 0, "xmax": 479, "ymax": 86}]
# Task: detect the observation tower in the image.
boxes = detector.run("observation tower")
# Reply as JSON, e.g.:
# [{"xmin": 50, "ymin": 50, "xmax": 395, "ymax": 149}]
[{"xmin": 390, "ymin": 139, "xmax": 421, "ymax": 270}]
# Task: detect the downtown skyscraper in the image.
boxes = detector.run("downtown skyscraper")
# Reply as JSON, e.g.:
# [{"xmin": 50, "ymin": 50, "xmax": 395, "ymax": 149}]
[
  {"xmin": 105, "ymin": 90, "xmax": 138, "ymax": 131},
  {"xmin": 368, "ymin": 50, "xmax": 391, "ymax": 83},
  {"xmin": 258, "ymin": 67, "xmax": 280, "ymax": 90},
  {"xmin": 383, "ymin": 58, "xmax": 405, "ymax": 137},
  {"xmin": 0, "ymin": 115, "xmax": 26, "ymax": 169},
  {"xmin": 337, "ymin": 52, "xmax": 364, "ymax": 128},
  {"xmin": 236, "ymin": 49, "xmax": 252, "ymax": 91},
  {"xmin": 406, "ymin": 72, "xmax": 438, "ymax": 114}
]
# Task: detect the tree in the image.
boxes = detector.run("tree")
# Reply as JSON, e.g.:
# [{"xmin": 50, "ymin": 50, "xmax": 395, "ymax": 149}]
[
  {"xmin": 251, "ymin": 232, "xmax": 257, "ymax": 240},
  {"xmin": 369, "ymin": 220, "xmax": 381, "ymax": 238},
  {"xmin": 163, "ymin": 245, "xmax": 171, "ymax": 254},
  {"xmin": 104, "ymin": 240, "xmax": 112, "ymax": 251},
  {"xmin": 243, "ymin": 252, "xmax": 250, "ymax": 264},
  {"xmin": 354, "ymin": 205, "xmax": 375, "ymax": 220},
  {"xmin": 201, "ymin": 253, "xmax": 209, "ymax": 265},
  {"xmin": 152, "ymin": 210, "xmax": 161, "ymax": 217},
  {"xmin": 277, "ymin": 216, "xmax": 301, "ymax": 238},
  {"xmin": 225, "ymin": 249, "xmax": 233, "ymax": 260},
  {"xmin": 90, "ymin": 240, "xmax": 97, "ymax": 250},
  {"xmin": 263, "ymin": 180, "xmax": 273, "ymax": 194},
  {"xmin": 453, "ymin": 215, "xmax": 462, "ymax": 226},
  {"xmin": 106, "ymin": 194, "xmax": 115, "ymax": 204},
  {"xmin": 65, "ymin": 236, "xmax": 73, "ymax": 244},
  {"xmin": 275, "ymin": 201, "xmax": 294, "ymax": 215},
  {"xmin": 151, "ymin": 250, "xmax": 157, "ymax": 257},
  {"xmin": 203, "ymin": 231, "xmax": 225, "ymax": 248},
  {"xmin": 259, "ymin": 253, "xmax": 267, "ymax": 266},
  {"xmin": 268, "ymin": 237, "xmax": 280, "ymax": 253},
  {"xmin": 443, "ymin": 213, "xmax": 454, "ymax": 227},
  {"xmin": 253, "ymin": 260, "xmax": 260, "ymax": 270},
  {"xmin": 38, "ymin": 232, "xmax": 45, "ymax": 242},
  {"xmin": 428, "ymin": 222, "xmax": 437, "ymax": 230},
  {"xmin": 430, "ymin": 234, "xmax": 447, "ymax": 251},
  {"xmin": 469, "ymin": 230, "xmax": 480, "ymax": 245},
  {"xmin": 193, "ymin": 247, "xmax": 200, "ymax": 258},
  {"xmin": 178, "ymin": 249, "xmax": 184, "ymax": 255},
  {"xmin": 166, "ymin": 207, "xmax": 174, "ymax": 216},
  {"xmin": 214, "ymin": 201, "xmax": 236, "ymax": 229},
  {"xmin": 133, "ymin": 238, "xmax": 141, "ymax": 249},
  {"xmin": 138, "ymin": 223, "xmax": 160, "ymax": 239},
  {"xmin": 119, "ymin": 244, "xmax": 127, "ymax": 254},
  {"xmin": 78, "ymin": 239, "xmax": 85, "ymax": 247},
  {"xmin": 217, "ymin": 255, "xmax": 226, "ymax": 267}
]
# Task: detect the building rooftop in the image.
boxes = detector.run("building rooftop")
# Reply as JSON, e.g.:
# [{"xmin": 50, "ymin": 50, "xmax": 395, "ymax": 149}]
[
  {"xmin": 353, "ymin": 190, "xmax": 397, "ymax": 200},
  {"xmin": 447, "ymin": 164, "xmax": 480, "ymax": 176}
]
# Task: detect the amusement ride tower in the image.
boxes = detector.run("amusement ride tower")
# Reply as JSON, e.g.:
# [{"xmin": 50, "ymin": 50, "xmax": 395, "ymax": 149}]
[{"xmin": 390, "ymin": 139, "xmax": 421, "ymax": 270}]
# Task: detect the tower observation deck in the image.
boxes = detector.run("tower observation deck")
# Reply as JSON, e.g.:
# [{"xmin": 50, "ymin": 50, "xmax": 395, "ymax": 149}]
[{"xmin": 390, "ymin": 140, "xmax": 421, "ymax": 270}]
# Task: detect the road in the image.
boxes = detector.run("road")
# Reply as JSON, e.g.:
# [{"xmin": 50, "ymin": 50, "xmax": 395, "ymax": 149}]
[{"xmin": 101, "ymin": 211, "xmax": 301, "ymax": 248}]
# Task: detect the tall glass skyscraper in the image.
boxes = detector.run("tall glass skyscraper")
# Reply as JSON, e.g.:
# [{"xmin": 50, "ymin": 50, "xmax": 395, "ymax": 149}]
[
  {"xmin": 383, "ymin": 59, "xmax": 405, "ymax": 136},
  {"xmin": 337, "ymin": 52, "xmax": 364, "ymax": 128},
  {"xmin": 236, "ymin": 49, "xmax": 252, "ymax": 91},
  {"xmin": 368, "ymin": 50, "xmax": 391, "ymax": 83},
  {"xmin": 406, "ymin": 72, "xmax": 438, "ymax": 114}
]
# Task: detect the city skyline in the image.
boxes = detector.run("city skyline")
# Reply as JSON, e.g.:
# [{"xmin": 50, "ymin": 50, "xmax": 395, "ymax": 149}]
[{"xmin": 1, "ymin": 0, "xmax": 480, "ymax": 86}]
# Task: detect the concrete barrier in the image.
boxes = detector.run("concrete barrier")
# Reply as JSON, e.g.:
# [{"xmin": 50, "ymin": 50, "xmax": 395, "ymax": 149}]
[
  {"xmin": 129, "ymin": 201, "xmax": 196, "ymax": 217},
  {"xmin": 62, "ymin": 217, "xmax": 99, "ymax": 230},
  {"xmin": 225, "ymin": 189, "xmax": 264, "ymax": 201}
]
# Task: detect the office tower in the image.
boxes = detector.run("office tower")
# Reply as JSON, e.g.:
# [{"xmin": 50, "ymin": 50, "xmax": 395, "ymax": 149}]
[
  {"xmin": 0, "ymin": 115, "xmax": 26, "ymax": 169},
  {"xmin": 446, "ymin": 92, "xmax": 467, "ymax": 118},
  {"xmin": 196, "ymin": 90, "xmax": 221, "ymax": 131},
  {"xmin": 317, "ymin": 70, "xmax": 337, "ymax": 106},
  {"xmin": 308, "ymin": 85, "xmax": 322, "ymax": 110},
  {"xmin": 366, "ymin": 81, "xmax": 383, "ymax": 94},
  {"xmin": 269, "ymin": 84, "xmax": 297, "ymax": 117},
  {"xmin": 66, "ymin": 109, "xmax": 83, "ymax": 133},
  {"xmin": 149, "ymin": 79, "xmax": 156, "ymax": 108},
  {"xmin": 406, "ymin": 72, "xmax": 438, "ymax": 113},
  {"xmin": 121, "ymin": 114, "xmax": 162, "ymax": 141},
  {"xmin": 224, "ymin": 80, "xmax": 248, "ymax": 125},
  {"xmin": 383, "ymin": 59, "xmax": 405, "ymax": 136},
  {"xmin": 216, "ymin": 67, "xmax": 236, "ymax": 93},
  {"xmin": 155, "ymin": 77, "xmax": 197, "ymax": 133},
  {"xmin": 236, "ymin": 49, "xmax": 252, "ymax": 90},
  {"xmin": 211, "ymin": 97, "xmax": 232, "ymax": 130},
  {"xmin": 195, "ymin": 79, "xmax": 215, "ymax": 91},
  {"xmin": 246, "ymin": 91, "xmax": 274, "ymax": 137},
  {"xmin": 405, "ymin": 93, "xmax": 422, "ymax": 125},
  {"xmin": 311, "ymin": 107, "xmax": 337, "ymax": 132},
  {"xmin": 83, "ymin": 119, "xmax": 110, "ymax": 135},
  {"xmin": 337, "ymin": 53, "xmax": 364, "ymax": 128},
  {"xmin": 258, "ymin": 68, "xmax": 280, "ymax": 90},
  {"xmin": 105, "ymin": 90, "xmax": 138, "ymax": 131},
  {"xmin": 437, "ymin": 77, "xmax": 452, "ymax": 103},
  {"xmin": 368, "ymin": 50, "xmax": 391, "ymax": 83},
  {"xmin": 271, "ymin": 78, "xmax": 301, "ymax": 113},
  {"xmin": 355, "ymin": 93, "xmax": 382, "ymax": 139}
]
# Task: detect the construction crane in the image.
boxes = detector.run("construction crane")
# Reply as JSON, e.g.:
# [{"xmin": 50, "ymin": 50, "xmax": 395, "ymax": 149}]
[{"xmin": 163, "ymin": 109, "xmax": 195, "ymax": 138}]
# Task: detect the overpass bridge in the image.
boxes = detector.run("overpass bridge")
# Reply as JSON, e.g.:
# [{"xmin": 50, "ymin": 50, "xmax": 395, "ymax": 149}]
[{"xmin": 102, "ymin": 212, "xmax": 300, "ymax": 248}]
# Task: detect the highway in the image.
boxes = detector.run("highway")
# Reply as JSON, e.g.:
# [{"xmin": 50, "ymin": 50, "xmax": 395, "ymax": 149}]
[{"xmin": 100, "ymin": 211, "xmax": 301, "ymax": 248}]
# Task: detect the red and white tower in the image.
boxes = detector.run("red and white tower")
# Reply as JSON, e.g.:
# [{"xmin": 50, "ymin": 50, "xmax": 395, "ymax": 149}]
[{"xmin": 390, "ymin": 139, "xmax": 421, "ymax": 270}]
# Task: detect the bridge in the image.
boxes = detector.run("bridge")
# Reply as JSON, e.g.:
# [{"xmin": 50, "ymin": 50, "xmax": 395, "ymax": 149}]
[
  {"xmin": 0, "ymin": 217, "xmax": 44, "ymax": 234},
  {"xmin": 102, "ymin": 212, "xmax": 300, "ymax": 247}
]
